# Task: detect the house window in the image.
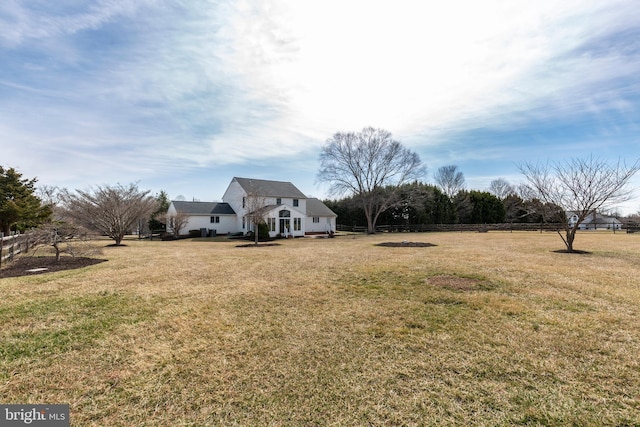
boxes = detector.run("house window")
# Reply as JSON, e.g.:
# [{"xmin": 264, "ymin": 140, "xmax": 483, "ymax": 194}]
[
  {"xmin": 279, "ymin": 209, "xmax": 290, "ymax": 218},
  {"xmin": 242, "ymin": 217, "xmax": 246, "ymax": 229},
  {"xmin": 294, "ymin": 217, "xmax": 301, "ymax": 231},
  {"xmin": 268, "ymin": 218, "xmax": 276, "ymax": 232},
  {"xmin": 293, "ymin": 199, "xmax": 299, "ymax": 207},
  {"xmin": 313, "ymin": 217, "xmax": 320, "ymax": 223},
  {"xmin": 210, "ymin": 216, "xmax": 220, "ymax": 223},
  {"xmin": 242, "ymin": 197, "xmax": 245, "ymax": 208},
  {"xmin": 276, "ymin": 198, "xmax": 282, "ymax": 205}
]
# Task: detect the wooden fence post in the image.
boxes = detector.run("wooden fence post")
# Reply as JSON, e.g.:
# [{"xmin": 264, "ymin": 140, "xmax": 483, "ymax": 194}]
[{"xmin": 9, "ymin": 233, "xmax": 14, "ymax": 262}]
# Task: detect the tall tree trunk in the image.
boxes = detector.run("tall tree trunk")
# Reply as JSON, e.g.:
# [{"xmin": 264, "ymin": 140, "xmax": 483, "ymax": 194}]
[
  {"xmin": 366, "ymin": 215, "xmax": 375, "ymax": 234},
  {"xmin": 363, "ymin": 201, "xmax": 375, "ymax": 234},
  {"xmin": 254, "ymin": 221, "xmax": 258, "ymax": 245},
  {"xmin": 54, "ymin": 243, "xmax": 61, "ymax": 262}
]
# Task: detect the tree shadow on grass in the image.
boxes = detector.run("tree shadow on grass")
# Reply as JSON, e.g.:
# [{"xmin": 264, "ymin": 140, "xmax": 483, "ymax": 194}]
[{"xmin": 552, "ymin": 249, "xmax": 592, "ymax": 255}]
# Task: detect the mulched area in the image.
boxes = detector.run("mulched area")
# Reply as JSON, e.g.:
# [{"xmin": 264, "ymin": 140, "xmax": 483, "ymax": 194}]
[
  {"xmin": 0, "ymin": 256, "xmax": 107, "ymax": 278},
  {"xmin": 236, "ymin": 243, "xmax": 282, "ymax": 248},
  {"xmin": 375, "ymin": 241, "xmax": 437, "ymax": 247}
]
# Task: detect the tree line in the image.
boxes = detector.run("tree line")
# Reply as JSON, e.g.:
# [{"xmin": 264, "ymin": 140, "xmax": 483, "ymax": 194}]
[
  {"xmin": 323, "ymin": 181, "xmax": 564, "ymax": 228},
  {"xmin": 318, "ymin": 127, "xmax": 639, "ymax": 252}
]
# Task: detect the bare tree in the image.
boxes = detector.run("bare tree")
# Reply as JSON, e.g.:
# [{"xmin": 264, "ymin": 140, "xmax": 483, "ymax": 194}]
[
  {"xmin": 28, "ymin": 222, "xmax": 98, "ymax": 261},
  {"xmin": 519, "ymin": 156, "xmax": 640, "ymax": 252},
  {"xmin": 31, "ymin": 186, "xmax": 99, "ymax": 261},
  {"xmin": 244, "ymin": 192, "xmax": 271, "ymax": 244},
  {"xmin": 60, "ymin": 183, "xmax": 158, "ymax": 246},
  {"xmin": 37, "ymin": 185, "xmax": 60, "ymax": 208},
  {"xmin": 164, "ymin": 211, "xmax": 190, "ymax": 237},
  {"xmin": 488, "ymin": 178, "xmax": 515, "ymax": 200},
  {"xmin": 317, "ymin": 127, "xmax": 425, "ymax": 233},
  {"xmin": 434, "ymin": 165, "xmax": 465, "ymax": 198}
]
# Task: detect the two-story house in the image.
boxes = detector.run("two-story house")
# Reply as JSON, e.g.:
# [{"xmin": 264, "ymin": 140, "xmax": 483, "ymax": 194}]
[{"xmin": 166, "ymin": 177, "xmax": 337, "ymax": 237}]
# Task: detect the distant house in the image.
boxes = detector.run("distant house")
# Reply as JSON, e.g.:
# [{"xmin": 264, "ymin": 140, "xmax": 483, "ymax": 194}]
[
  {"xmin": 167, "ymin": 177, "xmax": 337, "ymax": 237},
  {"xmin": 567, "ymin": 211, "xmax": 623, "ymax": 230}
]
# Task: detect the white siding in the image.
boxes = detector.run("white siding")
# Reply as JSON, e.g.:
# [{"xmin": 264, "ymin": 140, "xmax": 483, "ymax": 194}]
[
  {"xmin": 257, "ymin": 205, "xmax": 307, "ymax": 238},
  {"xmin": 165, "ymin": 203, "xmax": 178, "ymax": 234},
  {"xmin": 222, "ymin": 179, "xmax": 246, "ymax": 231},
  {"xmin": 166, "ymin": 202, "xmax": 236, "ymax": 236},
  {"xmin": 305, "ymin": 216, "xmax": 336, "ymax": 234},
  {"xmin": 174, "ymin": 179, "xmax": 338, "ymax": 237},
  {"xmin": 181, "ymin": 215, "xmax": 236, "ymax": 235}
]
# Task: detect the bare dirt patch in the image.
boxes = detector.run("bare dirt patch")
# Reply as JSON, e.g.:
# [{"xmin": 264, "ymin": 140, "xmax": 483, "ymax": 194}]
[
  {"xmin": 235, "ymin": 243, "xmax": 282, "ymax": 248},
  {"xmin": 0, "ymin": 256, "xmax": 107, "ymax": 278},
  {"xmin": 427, "ymin": 275, "xmax": 483, "ymax": 291},
  {"xmin": 375, "ymin": 241, "xmax": 437, "ymax": 248}
]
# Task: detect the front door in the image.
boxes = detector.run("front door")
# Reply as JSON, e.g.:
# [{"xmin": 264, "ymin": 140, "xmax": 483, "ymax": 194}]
[
  {"xmin": 279, "ymin": 209, "xmax": 291, "ymax": 236},
  {"xmin": 279, "ymin": 218, "xmax": 290, "ymax": 235}
]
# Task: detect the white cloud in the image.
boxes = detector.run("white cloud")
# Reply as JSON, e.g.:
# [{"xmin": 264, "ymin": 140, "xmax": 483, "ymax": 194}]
[
  {"xmin": 190, "ymin": 0, "xmax": 640, "ymax": 152},
  {"xmin": 1, "ymin": 0, "xmax": 639, "ymax": 211},
  {"xmin": 0, "ymin": 0, "xmax": 160, "ymax": 46}
]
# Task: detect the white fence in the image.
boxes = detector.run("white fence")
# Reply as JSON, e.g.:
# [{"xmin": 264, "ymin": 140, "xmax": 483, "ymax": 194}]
[{"xmin": 0, "ymin": 232, "xmax": 31, "ymax": 268}]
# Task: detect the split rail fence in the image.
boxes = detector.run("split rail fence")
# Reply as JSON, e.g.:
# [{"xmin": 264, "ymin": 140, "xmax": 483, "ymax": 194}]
[
  {"xmin": 0, "ymin": 232, "xmax": 32, "ymax": 268},
  {"xmin": 337, "ymin": 222, "xmax": 632, "ymax": 233}
]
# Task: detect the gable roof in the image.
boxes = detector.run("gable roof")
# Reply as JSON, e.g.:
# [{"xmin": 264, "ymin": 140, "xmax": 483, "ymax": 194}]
[
  {"xmin": 567, "ymin": 211, "xmax": 622, "ymax": 225},
  {"xmin": 172, "ymin": 201, "xmax": 235, "ymax": 215},
  {"xmin": 233, "ymin": 177, "xmax": 307, "ymax": 199},
  {"xmin": 581, "ymin": 213, "xmax": 622, "ymax": 225},
  {"xmin": 255, "ymin": 204, "xmax": 307, "ymax": 217},
  {"xmin": 306, "ymin": 198, "xmax": 337, "ymax": 217}
]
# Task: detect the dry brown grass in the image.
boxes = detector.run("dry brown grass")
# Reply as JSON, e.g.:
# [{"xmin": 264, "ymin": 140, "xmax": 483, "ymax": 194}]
[{"xmin": 1, "ymin": 231, "xmax": 639, "ymax": 425}]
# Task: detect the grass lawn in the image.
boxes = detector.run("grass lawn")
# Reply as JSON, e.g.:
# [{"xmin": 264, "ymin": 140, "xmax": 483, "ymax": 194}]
[{"xmin": 1, "ymin": 231, "xmax": 639, "ymax": 426}]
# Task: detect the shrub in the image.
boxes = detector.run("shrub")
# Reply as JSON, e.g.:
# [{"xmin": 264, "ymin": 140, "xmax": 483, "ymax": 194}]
[{"xmin": 258, "ymin": 222, "xmax": 270, "ymax": 240}]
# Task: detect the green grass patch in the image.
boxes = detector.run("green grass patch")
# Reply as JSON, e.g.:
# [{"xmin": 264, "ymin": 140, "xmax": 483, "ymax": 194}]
[{"xmin": 0, "ymin": 292, "xmax": 155, "ymax": 361}]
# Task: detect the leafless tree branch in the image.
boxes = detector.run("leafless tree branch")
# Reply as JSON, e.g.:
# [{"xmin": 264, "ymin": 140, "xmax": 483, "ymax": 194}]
[
  {"xmin": 317, "ymin": 127, "xmax": 425, "ymax": 233},
  {"xmin": 519, "ymin": 155, "xmax": 640, "ymax": 252}
]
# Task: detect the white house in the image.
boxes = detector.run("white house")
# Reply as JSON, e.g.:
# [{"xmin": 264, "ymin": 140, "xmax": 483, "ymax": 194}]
[
  {"xmin": 167, "ymin": 177, "xmax": 337, "ymax": 237},
  {"xmin": 567, "ymin": 211, "xmax": 623, "ymax": 230},
  {"xmin": 166, "ymin": 201, "xmax": 237, "ymax": 235}
]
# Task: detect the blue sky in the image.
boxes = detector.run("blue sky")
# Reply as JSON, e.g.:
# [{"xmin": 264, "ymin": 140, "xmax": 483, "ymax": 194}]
[{"xmin": 1, "ymin": 0, "xmax": 640, "ymax": 213}]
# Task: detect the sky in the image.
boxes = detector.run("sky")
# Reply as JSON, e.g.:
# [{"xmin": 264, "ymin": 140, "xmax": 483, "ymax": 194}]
[{"xmin": 1, "ymin": 0, "xmax": 640, "ymax": 214}]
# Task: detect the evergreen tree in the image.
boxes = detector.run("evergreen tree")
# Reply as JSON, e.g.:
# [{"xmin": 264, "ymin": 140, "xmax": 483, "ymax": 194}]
[
  {"xmin": 0, "ymin": 166, "xmax": 51, "ymax": 234},
  {"xmin": 149, "ymin": 190, "xmax": 170, "ymax": 231},
  {"xmin": 455, "ymin": 190, "xmax": 505, "ymax": 224}
]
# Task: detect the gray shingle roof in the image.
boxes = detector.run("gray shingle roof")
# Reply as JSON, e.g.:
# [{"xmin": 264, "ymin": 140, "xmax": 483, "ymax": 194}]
[
  {"xmin": 306, "ymin": 198, "xmax": 337, "ymax": 217},
  {"xmin": 172, "ymin": 201, "xmax": 235, "ymax": 215},
  {"xmin": 234, "ymin": 177, "xmax": 307, "ymax": 199},
  {"xmin": 581, "ymin": 213, "xmax": 622, "ymax": 224}
]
